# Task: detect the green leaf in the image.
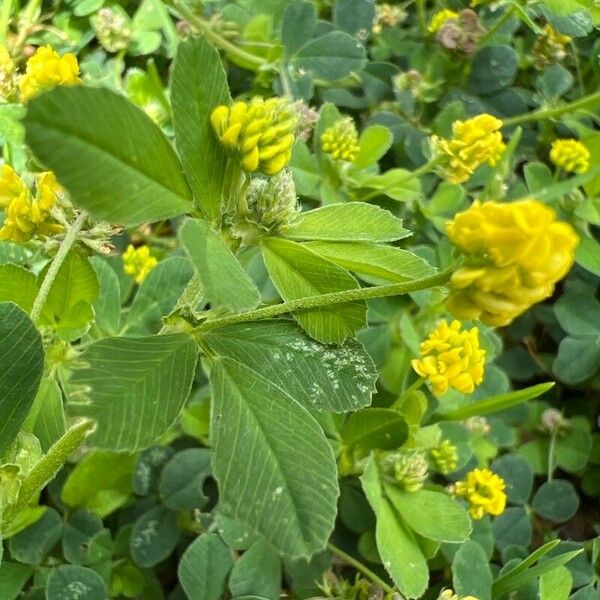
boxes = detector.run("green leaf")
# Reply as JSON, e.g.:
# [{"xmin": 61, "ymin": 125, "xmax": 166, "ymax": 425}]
[
  {"xmin": 24, "ymin": 86, "xmax": 192, "ymax": 227},
  {"xmin": 211, "ymin": 357, "xmax": 339, "ymax": 558},
  {"xmin": 352, "ymin": 125, "xmax": 393, "ymax": 169},
  {"xmin": 452, "ymin": 541, "xmax": 493, "ymax": 600},
  {"xmin": 385, "ymin": 486, "xmax": 471, "ymax": 543},
  {"xmin": 261, "ymin": 237, "xmax": 366, "ymax": 343},
  {"xmin": 204, "ymin": 320, "xmax": 377, "ymax": 413},
  {"xmin": 470, "ymin": 46, "xmax": 518, "ymax": 94},
  {"xmin": 180, "ymin": 219, "xmax": 260, "ymax": 312},
  {"xmin": 133, "ymin": 446, "xmax": 174, "ymax": 496},
  {"xmin": 531, "ymin": 480, "xmax": 579, "ymax": 523},
  {"xmin": 492, "ymin": 507, "xmax": 532, "ymax": 552},
  {"xmin": 0, "ymin": 562, "xmax": 33, "ymax": 600},
  {"xmin": 69, "ymin": 334, "xmax": 198, "ymax": 451},
  {"xmin": 353, "ymin": 168, "xmax": 421, "ymax": 202},
  {"xmin": 294, "ymin": 31, "xmax": 366, "ymax": 81},
  {"xmin": 490, "ymin": 454, "xmax": 533, "ymax": 505},
  {"xmin": 178, "ymin": 533, "xmax": 234, "ymax": 600},
  {"xmin": 159, "ymin": 448, "xmax": 211, "ymax": 510},
  {"xmin": 360, "ymin": 459, "xmax": 428, "ymax": 598},
  {"xmin": 61, "ymin": 450, "xmax": 135, "ymax": 518},
  {"xmin": 0, "ymin": 265, "xmax": 37, "ymax": 311},
  {"xmin": 555, "ymin": 421, "xmax": 592, "ymax": 473},
  {"xmin": 282, "ymin": 203, "xmax": 409, "ymax": 242},
  {"xmin": 39, "ymin": 251, "xmax": 100, "ymax": 340},
  {"xmin": 130, "ymin": 505, "xmax": 180, "ymax": 568},
  {"xmin": 46, "ymin": 565, "xmax": 107, "ymax": 599},
  {"xmin": 281, "ymin": 1, "xmax": 317, "ymax": 55},
  {"xmin": 125, "ymin": 256, "xmax": 194, "ymax": 335},
  {"xmin": 332, "ymin": 0, "xmax": 376, "ymax": 36},
  {"xmin": 62, "ymin": 510, "xmax": 104, "ymax": 565},
  {"xmin": 90, "ymin": 257, "xmax": 121, "ymax": 337},
  {"xmin": 303, "ymin": 241, "xmax": 436, "ymax": 283},
  {"xmin": 342, "ymin": 408, "xmax": 408, "ymax": 450},
  {"xmin": 575, "ymin": 236, "xmax": 600, "ymax": 276},
  {"xmin": 9, "ymin": 508, "xmax": 62, "ymax": 565},
  {"xmin": 436, "ymin": 383, "xmax": 554, "ymax": 421},
  {"xmin": 553, "ymin": 336, "xmax": 600, "ymax": 384},
  {"xmin": 229, "ymin": 538, "xmax": 282, "ymax": 600},
  {"xmin": 539, "ymin": 566, "xmax": 573, "ymax": 600},
  {"xmin": 554, "ymin": 289, "xmax": 600, "ymax": 337},
  {"xmin": 0, "ymin": 302, "xmax": 44, "ymax": 455},
  {"xmin": 0, "ymin": 241, "xmax": 30, "ymax": 266},
  {"xmin": 171, "ymin": 37, "xmax": 231, "ymax": 220}
]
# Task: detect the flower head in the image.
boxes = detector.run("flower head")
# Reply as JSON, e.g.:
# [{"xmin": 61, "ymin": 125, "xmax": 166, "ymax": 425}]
[
  {"xmin": 454, "ymin": 468, "xmax": 506, "ymax": 519},
  {"xmin": 428, "ymin": 9, "xmax": 459, "ymax": 33},
  {"xmin": 211, "ymin": 97, "xmax": 299, "ymax": 176},
  {"xmin": 380, "ymin": 450, "xmax": 429, "ymax": 492},
  {"xmin": 533, "ymin": 24, "xmax": 571, "ymax": 68},
  {"xmin": 430, "ymin": 439, "xmax": 459, "ymax": 474},
  {"xmin": 0, "ymin": 166, "xmax": 62, "ymax": 242},
  {"xmin": 321, "ymin": 117, "xmax": 360, "ymax": 162},
  {"xmin": 0, "ymin": 44, "xmax": 16, "ymax": 100},
  {"xmin": 123, "ymin": 244, "xmax": 157, "ymax": 284},
  {"xmin": 438, "ymin": 588, "xmax": 478, "ymax": 600},
  {"xmin": 432, "ymin": 114, "xmax": 505, "ymax": 184},
  {"xmin": 19, "ymin": 45, "xmax": 80, "ymax": 102},
  {"xmin": 372, "ymin": 4, "xmax": 407, "ymax": 34},
  {"xmin": 550, "ymin": 139, "xmax": 590, "ymax": 174},
  {"xmin": 446, "ymin": 200, "xmax": 578, "ymax": 326},
  {"xmin": 411, "ymin": 319, "xmax": 486, "ymax": 397}
]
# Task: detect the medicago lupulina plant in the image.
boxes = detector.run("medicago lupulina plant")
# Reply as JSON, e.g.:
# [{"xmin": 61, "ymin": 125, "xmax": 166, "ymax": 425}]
[{"xmin": 1, "ymin": 1, "xmax": 600, "ymax": 598}]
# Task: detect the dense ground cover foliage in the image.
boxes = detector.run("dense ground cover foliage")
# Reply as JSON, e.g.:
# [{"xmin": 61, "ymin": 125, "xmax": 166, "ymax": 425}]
[{"xmin": 0, "ymin": 0, "xmax": 599, "ymax": 598}]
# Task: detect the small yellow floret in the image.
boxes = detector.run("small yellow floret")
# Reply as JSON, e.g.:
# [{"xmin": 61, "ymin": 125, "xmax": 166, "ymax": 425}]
[
  {"xmin": 211, "ymin": 97, "xmax": 298, "ymax": 176},
  {"xmin": 19, "ymin": 45, "xmax": 80, "ymax": 102},
  {"xmin": 432, "ymin": 114, "xmax": 506, "ymax": 184},
  {"xmin": 446, "ymin": 199, "xmax": 578, "ymax": 326},
  {"xmin": 123, "ymin": 244, "xmax": 157, "ymax": 284},
  {"xmin": 411, "ymin": 319, "xmax": 486, "ymax": 397},
  {"xmin": 428, "ymin": 9, "xmax": 459, "ymax": 33},
  {"xmin": 455, "ymin": 468, "xmax": 507, "ymax": 519},
  {"xmin": 0, "ymin": 166, "xmax": 62, "ymax": 242},
  {"xmin": 321, "ymin": 117, "xmax": 360, "ymax": 162},
  {"xmin": 550, "ymin": 139, "xmax": 590, "ymax": 174}
]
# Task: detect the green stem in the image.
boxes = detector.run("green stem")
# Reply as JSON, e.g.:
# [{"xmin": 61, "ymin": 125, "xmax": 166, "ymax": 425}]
[
  {"xmin": 0, "ymin": 0, "xmax": 12, "ymax": 44},
  {"xmin": 480, "ymin": 6, "xmax": 515, "ymax": 44},
  {"xmin": 327, "ymin": 542, "xmax": 396, "ymax": 595},
  {"xmin": 30, "ymin": 211, "xmax": 87, "ymax": 323},
  {"xmin": 547, "ymin": 430, "xmax": 557, "ymax": 482},
  {"xmin": 12, "ymin": 0, "xmax": 41, "ymax": 57},
  {"xmin": 195, "ymin": 270, "xmax": 451, "ymax": 334},
  {"xmin": 168, "ymin": 0, "xmax": 268, "ymax": 69},
  {"xmin": 502, "ymin": 90, "xmax": 600, "ymax": 127},
  {"xmin": 416, "ymin": 0, "xmax": 426, "ymax": 35}
]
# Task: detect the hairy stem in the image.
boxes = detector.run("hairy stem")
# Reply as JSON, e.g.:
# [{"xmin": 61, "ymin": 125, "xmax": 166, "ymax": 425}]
[
  {"xmin": 0, "ymin": 0, "xmax": 12, "ymax": 44},
  {"xmin": 30, "ymin": 211, "xmax": 87, "ymax": 323},
  {"xmin": 503, "ymin": 90, "xmax": 600, "ymax": 127},
  {"xmin": 195, "ymin": 270, "xmax": 451, "ymax": 333},
  {"xmin": 327, "ymin": 542, "xmax": 396, "ymax": 595}
]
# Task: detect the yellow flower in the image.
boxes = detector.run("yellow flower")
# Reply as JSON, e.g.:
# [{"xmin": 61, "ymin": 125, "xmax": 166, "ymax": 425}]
[
  {"xmin": 123, "ymin": 244, "xmax": 157, "ymax": 284},
  {"xmin": 550, "ymin": 139, "xmax": 590, "ymax": 174},
  {"xmin": 428, "ymin": 8, "xmax": 459, "ymax": 33},
  {"xmin": 211, "ymin": 97, "xmax": 298, "ymax": 176},
  {"xmin": 432, "ymin": 114, "xmax": 506, "ymax": 184},
  {"xmin": 438, "ymin": 589, "xmax": 478, "ymax": 600},
  {"xmin": 446, "ymin": 200, "xmax": 578, "ymax": 326},
  {"xmin": 0, "ymin": 44, "xmax": 16, "ymax": 99},
  {"xmin": 411, "ymin": 319, "xmax": 486, "ymax": 397},
  {"xmin": 0, "ymin": 166, "xmax": 62, "ymax": 242},
  {"xmin": 454, "ymin": 468, "xmax": 507, "ymax": 519},
  {"xmin": 19, "ymin": 45, "xmax": 80, "ymax": 102},
  {"xmin": 321, "ymin": 117, "xmax": 360, "ymax": 162}
]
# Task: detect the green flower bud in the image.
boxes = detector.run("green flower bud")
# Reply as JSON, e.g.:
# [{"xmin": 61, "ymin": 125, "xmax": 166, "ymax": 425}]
[
  {"xmin": 381, "ymin": 450, "xmax": 429, "ymax": 492},
  {"xmin": 430, "ymin": 439, "xmax": 459, "ymax": 474},
  {"xmin": 91, "ymin": 7, "xmax": 132, "ymax": 53},
  {"xmin": 244, "ymin": 170, "xmax": 299, "ymax": 233},
  {"xmin": 321, "ymin": 117, "xmax": 360, "ymax": 162}
]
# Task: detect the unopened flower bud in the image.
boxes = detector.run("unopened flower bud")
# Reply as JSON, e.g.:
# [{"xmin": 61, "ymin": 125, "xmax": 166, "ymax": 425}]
[
  {"xmin": 541, "ymin": 408, "xmax": 568, "ymax": 433},
  {"xmin": 381, "ymin": 451, "xmax": 429, "ymax": 492},
  {"xmin": 430, "ymin": 439, "xmax": 459, "ymax": 474},
  {"xmin": 91, "ymin": 7, "xmax": 132, "ymax": 53}
]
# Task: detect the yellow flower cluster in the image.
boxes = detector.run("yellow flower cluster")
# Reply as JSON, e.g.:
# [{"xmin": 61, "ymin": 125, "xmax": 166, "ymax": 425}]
[
  {"xmin": 411, "ymin": 319, "xmax": 485, "ymax": 397},
  {"xmin": 0, "ymin": 45, "xmax": 16, "ymax": 99},
  {"xmin": 550, "ymin": 139, "xmax": 590, "ymax": 174},
  {"xmin": 211, "ymin": 97, "xmax": 298, "ymax": 176},
  {"xmin": 19, "ymin": 45, "xmax": 80, "ymax": 103},
  {"xmin": 321, "ymin": 117, "xmax": 360, "ymax": 162},
  {"xmin": 446, "ymin": 200, "xmax": 578, "ymax": 326},
  {"xmin": 455, "ymin": 468, "xmax": 507, "ymax": 520},
  {"xmin": 432, "ymin": 114, "xmax": 506, "ymax": 184},
  {"xmin": 123, "ymin": 244, "xmax": 157, "ymax": 284},
  {"xmin": 428, "ymin": 9, "xmax": 459, "ymax": 33},
  {"xmin": 438, "ymin": 589, "xmax": 478, "ymax": 600},
  {"xmin": 0, "ymin": 166, "xmax": 62, "ymax": 242}
]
